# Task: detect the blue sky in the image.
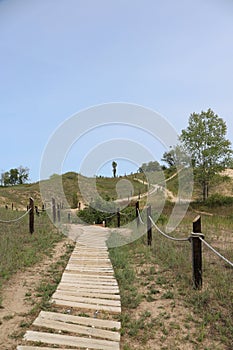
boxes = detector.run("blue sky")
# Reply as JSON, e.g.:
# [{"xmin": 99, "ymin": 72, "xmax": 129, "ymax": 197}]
[{"xmin": 1, "ymin": 0, "xmax": 233, "ymax": 181}]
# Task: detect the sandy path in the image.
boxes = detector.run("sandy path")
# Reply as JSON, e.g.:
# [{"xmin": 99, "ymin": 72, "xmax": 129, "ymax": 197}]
[{"xmin": 0, "ymin": 238, "xmax": 70, "ymax": 350}]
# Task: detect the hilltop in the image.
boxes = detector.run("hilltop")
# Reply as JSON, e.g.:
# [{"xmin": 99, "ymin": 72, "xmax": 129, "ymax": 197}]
[
  {"xmin": 0, "ymin": 168, "xmax": 232, "ymax": 211},
  {"xmin": 0, "ymin": 172, "xmax": 148, "ymax": 210}
]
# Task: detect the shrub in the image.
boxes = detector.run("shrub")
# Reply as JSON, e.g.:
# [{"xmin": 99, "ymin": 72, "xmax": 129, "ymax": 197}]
[{"xmin": 204, "ymin": 194, "xmax": 233, "ymax": 207}]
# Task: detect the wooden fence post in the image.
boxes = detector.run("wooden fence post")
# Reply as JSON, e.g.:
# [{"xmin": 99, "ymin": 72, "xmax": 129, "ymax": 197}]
[
  {"xmin": 29, "ymin": 197, "xmax": 34, "ymax": 234},
  {"xmin": 57, "ymin": 204, "xmax": 61, "ymax": 222},
  {"xmin": 52, "ymin": 198, "xmax": 56, "ymax": 223},
  {"xmin": 136, "ymin": 201, "xmax": 139, "ymax": 227},
  {"xmin": 117, "ymin": 208, "xmax": 120, "ymax": 228},
  {"xmin": 138, "ymin": 190, "xmax": 141, "ymax": 200},
  {"xmin": 147, "ymin": 205, "xmax": 152, "ymax": 246},
  {"xmin": 191, "ymin": 215, "xmax": 204, "ymax": 289}
]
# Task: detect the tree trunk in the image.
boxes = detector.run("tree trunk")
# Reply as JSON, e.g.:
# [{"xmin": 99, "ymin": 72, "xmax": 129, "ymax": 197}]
[{"xmin": 202, "ymin": 181, "xmax": 209, "ymax": 201}]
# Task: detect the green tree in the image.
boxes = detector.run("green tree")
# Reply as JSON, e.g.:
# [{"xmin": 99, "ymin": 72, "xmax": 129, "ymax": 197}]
[
  {"xmin": 112, "ymin": 161, "xmax": 117, "ymax": 178},
  {"xmin": 9, "ymin": 168, "xmax": 19, "ymax": 185},
  {"xmin": 180, "ymin": 109, "xmax": 232, "ymax": 200},
  {"xmin": 3, "ymin": 171, "xmax": 10, "ymax": 186},
  {"xmin": 162, "ymin": 145, "xmax": 190, "ymax": 168},
  {"xmin": 18, "ymin": 166, "xmax": 29, "ymax": 184},
  {"xmin": 138, "ymin": 160, "xmax": 161, "ymax": 173},
  {"xmin": 1, "ymin": 166, "xmax": 29, "ymax": 186}
]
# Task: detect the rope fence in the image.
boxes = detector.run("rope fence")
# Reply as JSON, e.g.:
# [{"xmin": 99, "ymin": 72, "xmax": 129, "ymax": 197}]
[
  {"xmin": 135, "ymin": 203, "xmax": 233, "ymax": 289},
  {"xmin": 199, "ymin": 236, "xmax": 233, "ymax": 268},
  {"xmin": 0, "ymin": 197, "xmax": 37, "ymax": 234},
  {"xmin": 1, "ymin": 196, "xmax": 232, "ymax": 281},
  {"xmin": 137, "ymin": 208, "xmax": 145, "ymax": 225},
  {"xmin": 149, "ymin": 215, "xmax": 189, "ymax": 242},
  {"xmin": 0, "ymin": 208, "xmax": 31, "ymax": 224}
]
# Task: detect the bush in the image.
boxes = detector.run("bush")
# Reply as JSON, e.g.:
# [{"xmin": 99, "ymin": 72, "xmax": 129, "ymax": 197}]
[
  {"xmin": 77, "ymin": 197, "xmax": 117, "ymax": 224},
  {"xmin": 203, "ymin": 194, "xmax": 233, "ymax": 207}
]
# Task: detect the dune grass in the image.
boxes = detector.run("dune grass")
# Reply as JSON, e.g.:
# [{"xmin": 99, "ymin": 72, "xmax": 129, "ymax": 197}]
[
  {"xmin": 109, "ymin": 204, "xmax": 233, "ymax": 349},
  {"xmin": 0, "ymin": 208, "xmax": 64, "ymax": 306}
]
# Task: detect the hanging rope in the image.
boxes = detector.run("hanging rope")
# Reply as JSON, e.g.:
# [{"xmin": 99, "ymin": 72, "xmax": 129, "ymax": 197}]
[
  {"xmin": 149, "ymin": 215, "xmax": 189, "ymax": 242},
  {"xmin": 0, "ymin": 208, "xmax": 31, "ymax": 224},
  {"xmin": 137, "ymin": 208, "xmax": 145, "ymax": 225},
  {"xmin": 199, "ymin": 237, "xmax": 233, "ymax": 268}
]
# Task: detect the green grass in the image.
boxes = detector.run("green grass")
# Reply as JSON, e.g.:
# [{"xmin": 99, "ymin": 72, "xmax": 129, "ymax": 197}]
[
  {"xmin": 0, "ymin": 208, "xmax": 64, "ymax": 305},
  {"xmin": 109, "ymin": 204, "xmax": 233, "ymax": 349},
  {"xmin": 0, "ymin": 171, "xmax": 148, "ymax": 211},
  {"xmin": 6, "ymin": 241, "xmax": 74, "ymax": 342}
]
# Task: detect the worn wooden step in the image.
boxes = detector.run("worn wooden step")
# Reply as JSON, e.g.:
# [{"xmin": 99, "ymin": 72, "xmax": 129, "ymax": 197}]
[
  {"xmin": 33, "ymin": 315, "xmax": 120, "ymax": 341},
  {"xmin": 52, "ymin": 292, "xmax": 121, "ymax": 307},
  {"xmin": 38, "ymin": 311, "xmax": 121, "ymax": 330},
  {"xmin": 18, "ymin": 347, "xmax": 71, "ymax": 350},
  {"xmin": 57, "ymin": 282, "xmax": 119, "ymax": 293},
  {"xmin": 57, "ymin": 285, "xmax": 120, "ymax": 294},
  {"xmin": 61, "ymin": 277, "xmax": 118, "ymax": 286},
  {"xmin": 66, "ymin": 265, "xmax": 113, "ymax": 271},
  {"xmin": 56, "ymin": 289, "xmax": 120, "ymax": 300},
  {"xmin": 62, "ymin": 272, "xmax": 116, "ymax": 281},
  {"xmin": 51, "ymin": 298, "xmax": 121, "ymax": 313},
  {"xmin": 24, "ymin": 330, "xmax": 120, "ymax": 350},
  {"xmin": 63, "ymin": 272, "xmax": 115, "ymax": 279}
]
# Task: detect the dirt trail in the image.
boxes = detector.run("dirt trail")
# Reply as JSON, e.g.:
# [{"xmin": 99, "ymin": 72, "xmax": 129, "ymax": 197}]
[
  {"xmin": 222, "ymin": 168, "xmax": 233, "ymax": 178},
  {"xmin": 0, "ymin": 238, "xmax": 70, "ymax": 350}
]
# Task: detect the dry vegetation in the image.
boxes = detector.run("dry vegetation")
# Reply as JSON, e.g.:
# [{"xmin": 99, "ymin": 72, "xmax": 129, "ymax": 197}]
[{"xmin": 0, "ymin": 169, "xmax": 232, "ymax": 349}]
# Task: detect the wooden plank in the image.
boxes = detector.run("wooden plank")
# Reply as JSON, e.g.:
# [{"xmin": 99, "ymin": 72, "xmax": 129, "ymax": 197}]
[
  {"xmin": 65, "ymin": 270, "xmax": 114, "ymax": 274},
  {"xmin": 58, "ymin": 282, "xmax": 119, "ymax": 293},
  {"xmin": 33, "ymin": 315, "xmax": 120, "ymax": 341},
  {"xmin": 39, "ymin": 311, "xmax": 121, "ymax": 330},
  {"xmin": 58, "ymin": 281, "xmax": 119, "ymax": 289},
  {"xmin": 69, "ymin": 258, "xmax": 110, "ymax": 260},
  {"xmin": 73, "ymin": 248, "xmax": 108, "ymax": 250},
  {"xmin": 71, "ymin": 254, "xmax": 109, "ymax": 257},
  {"xmin": 56, "ymin": 289, "xmax": 120, "ymax": 300},
  {"xmin": 61, "ymin": 278, "xmax": 117, "ymax": 286},
  {"xmin": 51, "ymin": 298, "xmax": 121, "ymax": 313},
  {"xmin": 70, "ymin": 257, "xmax": 110, "ymax": 260},
  {"xmin": 65, "ymin": 270, "xmax": 115, "ymax": 277},
  {"xmin": 71, "ymin": 255, "xmax": 109, "ymax": 259},
  {"xmin": 61, "ymin": 277, "xmax": 117, "ymax": 283},
  {"xmin": 57, "ymin": 285, "xmax": 119, "ymax": 294},
  {"xmin": 62, "ymin": 272, "xmax": 116, "ymax": 280},
  {"xmin": 24, "ymin": 331, "xmax": 120, "ymax": 350},
  {"xmin": 17, "ymin": 347, "xmax": 71, "ymax": 350},
  {"xmin": 71, "ymin": 253, "xmax": 109, "ymax": 256},
  {"xmin": 68, "ymin": 261, "xmax": 112, "ymax": 266},
  {"xmin": 52, "ymin": 292, "xmax": 121, "ymax": 306},
  {"xmin": 67, "ymin": 265, "xmax": 113, "ymax": 270}
]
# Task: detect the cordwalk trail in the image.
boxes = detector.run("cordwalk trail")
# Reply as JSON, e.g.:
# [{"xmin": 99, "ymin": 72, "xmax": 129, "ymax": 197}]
[{"xmin": 17, "ymin": 225, "xmax": 121, "ymax": 350}]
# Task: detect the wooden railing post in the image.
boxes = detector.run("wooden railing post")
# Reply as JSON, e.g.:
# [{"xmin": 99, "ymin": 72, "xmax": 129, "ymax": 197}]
[
  {"xmin": 57, "ymin": 204, "xmax": 61, "ymax": 222},
  {"xmin": 117, "ymin": 208, "xmax": 120, "ymax": 228},
  {"xmin": 29, "ymin": 197, "xmax": 34, "ymax": 234},
  {"xmin": 191, "ymin": 215, "xmax": 204, "ymax": 289},
  {"xmin": 52, "ymin": 198, "xmax": 56, "ymax": 223},
  {"xmin": 147, "ymin": 205, "xmax": 152, "ymax": 246},
  {"xmin": 136, "ymin": 201, "xmax": 139, "ymax": 227}
]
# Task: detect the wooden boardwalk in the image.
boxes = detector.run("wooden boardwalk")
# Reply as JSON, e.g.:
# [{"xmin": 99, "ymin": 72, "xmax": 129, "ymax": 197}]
[{"xmin": 18, "ymin": 225, "xmax": 121, "ymax": 350}]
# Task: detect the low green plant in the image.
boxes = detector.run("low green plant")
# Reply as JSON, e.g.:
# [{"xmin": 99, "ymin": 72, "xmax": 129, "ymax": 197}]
[{"xmin": 0, "ymin": 210, "xmax": 64, "ymax": 306}]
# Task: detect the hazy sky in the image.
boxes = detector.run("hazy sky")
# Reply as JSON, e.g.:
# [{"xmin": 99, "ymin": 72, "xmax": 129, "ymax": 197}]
[{"xmin": 1, "ymin": 0, "xmax": 233, "ymax": 181}]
